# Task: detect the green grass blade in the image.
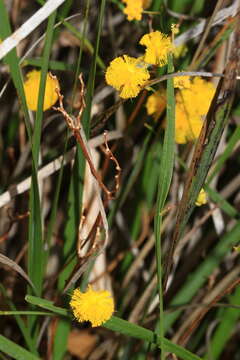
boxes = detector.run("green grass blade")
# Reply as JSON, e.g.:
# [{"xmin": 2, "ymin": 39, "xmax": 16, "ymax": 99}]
[
  {"xmin": 104, "ymin": 317, "xmax": 202, "ymax": 360},
  {"xmin": 0, "ymin": 286, "xmax": 38, "ymax": 355},
  {"xmin": 22, "ymin": 58, "xmax": 75, "ymax": 71},
  {"xmin": 156, "ymin": 56, "xmax": 175, "ymax": 212},
  {"xmin": 28, "ymin": 9, "xmax": 57, "ymax": 298},
  {"xmin": 0, "ymin": 335, "xmax": 41, "ymax": 360},
  {"xmin": 207, "ymin": 125, "xmax": 240, "ymax": 184},
  {"xmin": 45, "ymin": 135, "xmax": 68, "ymax": 247},
  {"xmin": 154, "ymin": 55, "xmax": 175, "ymax": 356},
  {"xmin": 174, "ymin": 91, "xmax": 234, "ymax": 240},
  {"xmin": 24, "ymin": 296, "xmax": 202, "ymax": 360},
  {"xmin": 0, "ymin": 311, "xmax": 52, "ymax": 316},
  {"xmin": 0, "ymin": 0, "xmax": 32, "ymax": 140},
  {"xmin": 152, "ymin": 0, "xmax": 164, "ymax": 11},
  {"xmin": 205, "ymin": 185, "xmax": 238, "ymax": 218},
  {"xmin": 25, "ymin": 295, "xmax": 69, "ymax": 317},
  {"xmin": 164, "ymin": 219, "xmax": 240, "ymax": 330},
  {"xmin": 52, "ymin": 319, "xmax": 71, "ymax": 360},
  {"xmin": 204, "ymin": 286, "xmax": 240, "ymax": 359}
]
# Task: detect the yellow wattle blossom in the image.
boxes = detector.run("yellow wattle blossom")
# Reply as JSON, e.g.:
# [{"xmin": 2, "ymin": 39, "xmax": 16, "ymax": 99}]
[
  {"xmin": 195, "ymin": 189, "xmax": 207, "ymax": 206},
  {"xmin": 179, "ymin": 77, "xmax": 215, "ymax": 117},
  {"xmin": 139, "ymin": 31, "xmax": 174, "ymax": 66},
  {"xmin": 175, "ymin": 101, "xmax": 203, "ymax": 144},
  {"xmin": 24, "ymin": 70, "xmax": 59, "ymax": 111},
  {"xmin": 174, "ymin": 75, "xmax": 191, "ymax": 89},
  {"xmin": 105, "ymin": 55, "xmax": 150, "ymax": 99},
  {"xmin": 122, "ymin": 0, "xmax": 143, "ymax": 21},
  {"xmin": 146, "ymin": 90, "xmax": 166, "ymax": 120},
  {"xmin": 175, "ymin": 77, "xmax": 215, "ymax": 144},
  {"xmin": 70, "ymin": 286, "xmax": 114, "ymax": 327},
  {"xmin": 122, "ymin": 0, "xmax": 151, "ymax": 21},
  {"xmin": 146, "ymin": 77, "xmax": 215, "ymax": 144},
  {"xmin": 171, "ymin": 23, "xmax": 179, "ymax": 35}
]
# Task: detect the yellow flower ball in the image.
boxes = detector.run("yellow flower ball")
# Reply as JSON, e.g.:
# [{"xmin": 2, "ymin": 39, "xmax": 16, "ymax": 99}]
[
  {"xmin": 195, "ymin": 188, "xmax": 207, "ymax": 206},
  {"xmin": 139, "ymin": 31, "xmax": 174, "ymax": 66},
  {"xmin": 174, "ymin": 75, "xmax": 191, "ymax": 90},
  {"xmin": 180, "ymin": 77, "xmax": 215, "ymax": 117},
  {"xmin": 146, "ymin": 90, "xmax": 166, "ymax": 120},
  {"xmin": 24, "ymin": 70, "xmax": 60, "ymax": 111},
  {"xmin": 175, "ymin": 101, "xmax": 203, "ymax": 144},
  {"xmin": 122, "ymin": 0, "xmax": 151, "ymax": 21},
  {"xmin": 174, "ymin": 78, "xmax": 215, "ymax": 144},
  {"xmin": 70, "ymin": 285, "xmax": 114, "ymax": 327},
  {"xmin": 122, "ymin": 0, "xmax": 143, "ymax": 21},
  {"xmin": 105, "ymin": 55, "xmax": 150, "ymax": 99}
]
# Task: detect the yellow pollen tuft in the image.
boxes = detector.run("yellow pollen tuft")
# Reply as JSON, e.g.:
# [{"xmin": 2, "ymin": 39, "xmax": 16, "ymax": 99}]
[
  {"xmin": 23, "ymin": 70, "xmax": 60, "ymax": 111},
  {"xmin": 70, "ymin": 286, "xmax": 114, "ymax": 327},
  {"xmin": 171, "ymin": 23, "xmax": 179, "ymax": 35},
  {"xmin": 122, "ymin": 0, "xmax": 151, "ymax": 21},
  {"xmin": 105, "ymin": 55, "xmax": 150, "ymax": 99},
  {"xmin": 174, "ymin": 77, "xmax": 215, "ymax": 144},
  {"xmin": 139, "ymin": 31, "xmax": 174, "ymax": 66},
  {"xmin": 122, "ymin": 0, "xmax": 144, "ymax": 21},
  {"xmin": 195, "ymin": 189, "xmax": 207, "ymax": 206},
  {"xmin": 146, "ymin": 90, "xmax": 166, "ymax": 120},
  {"xmin": 174, "ymin": 75, "xmax": 191, "ymax": 89}
]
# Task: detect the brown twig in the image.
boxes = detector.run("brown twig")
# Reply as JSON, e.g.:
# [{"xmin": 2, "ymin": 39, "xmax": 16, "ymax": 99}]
[{"xmin": 54, "ymin": 74, "xmax": 120, "ymax": 201}]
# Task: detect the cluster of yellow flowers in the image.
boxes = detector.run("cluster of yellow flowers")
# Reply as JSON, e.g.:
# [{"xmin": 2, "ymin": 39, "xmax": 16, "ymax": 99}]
[
  {"xmin": 24, "ymin": 70, "xmax": 60, "ymax": 111},
  {"xmin": 122, "ymin": 0, "xmax": 152, "ymax": 21},
  {"xmin": 146, "ymin": 76, "xmax": 215, "ymax": 144},
  {"xmin": 195, "ymin": 188, "xmax": 207, "ymax": 206},
  {"xmin": 70, "ymin": 285, "xmax": 114, "ymax": 327},
  {"xmin": 105, "ymin": 31, "xmax": 174, "ymax": 99}
]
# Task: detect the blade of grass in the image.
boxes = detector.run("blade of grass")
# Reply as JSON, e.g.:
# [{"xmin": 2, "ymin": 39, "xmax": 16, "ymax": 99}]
[
  {"xmin": 25, "ymin": 295, "xmax": 68, "ymax": 317},
  {"xmin": 204, "ymin": 285, "xmax": 240, "ymax": 359},
  {"xmin": 164, "ymin": 17, "xmax": 240, "ymax": 288},
  {"xmin": 0, "ymin": 335, "xmax": 41, "ymax": 360},
  {"xmin": 22, "ymin": 58, "xmax": 75, "ymax": 71},
  {"xmin": 0, "ymin": 0, "xmax": 32, "ymax": 141},
  {"xmin": 105, "ymin": 317, "xmax": 202, "ymax": 360},
  {"xmin": 52, "ymin": 319, "xmax": 71, "ymax": 360},
  {"xmin": 0, "ymin": 311, "xmax": 52, "ymax": 316},
  {"xmin": 0, "ymin": 254, "xmax": 35, "ymax": 292},
  {"xmin": 142, "ymin": 140, "xmax": 162, "ymax": 209},
  {"xmin": 28, "ymin": 8, "xmax": 57, "ymax": 298},
  {"xmin": 27, "ymin": 9, "xmax": 57, "ymax": 343},
  {"xmin": 25, "ymin": 296, "xmax": 202, "ymax": 360},
  {"xmin": 0, "ymin": 285, "xmax": 38, "ymax": 356},
  {"xmin": 164, "ymin": 219, "xmax": 240, "ymax": 331},
  {"xmin": 152, "ymin": 0, "xmax": 164, "ymax": 11},
  {"xmin": 205, "ymin": 185, "xmax": 238, "ymax": 219},
  {"xmin": 154, "ymin": 55, "xmax": 175, "ymax": 358},
  {"xmin": 207, "ymin": 125, "xmax": 240, "ymax": 185},
  {"xmin": 197, "ymin": 18, "xmax": 235, "ymax": 69}
]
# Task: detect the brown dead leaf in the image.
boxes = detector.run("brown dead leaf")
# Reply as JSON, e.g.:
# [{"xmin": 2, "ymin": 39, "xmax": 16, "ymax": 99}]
[{"xmin": 67, "ymin": 329, "xmax": 98, "ymax": 359}]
